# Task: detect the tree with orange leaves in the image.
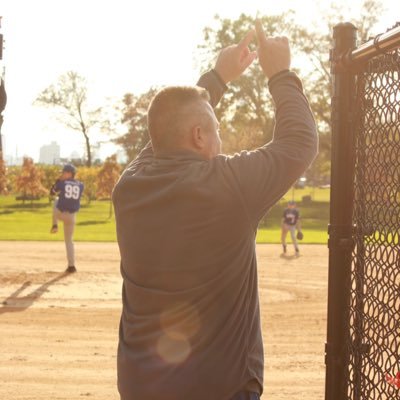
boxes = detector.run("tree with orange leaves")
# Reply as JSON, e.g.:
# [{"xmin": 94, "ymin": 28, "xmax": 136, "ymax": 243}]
[
  {"xmin": 96, "ymin": 154, "xmax": 121, "ymax": 217},
  {"xmin": 15, "ymin": 157, "xmax": 48, "ymax": 203}
]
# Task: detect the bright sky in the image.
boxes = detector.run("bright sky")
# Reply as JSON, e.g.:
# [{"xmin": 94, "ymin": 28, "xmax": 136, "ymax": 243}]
[{"xmin": 0, "ymin": 0, "xmax": 397, "ymax": 162}]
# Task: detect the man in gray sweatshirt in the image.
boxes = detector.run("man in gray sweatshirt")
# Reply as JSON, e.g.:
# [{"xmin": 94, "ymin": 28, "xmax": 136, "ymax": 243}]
[{"xmin": 113, "ymin": 20, "xmax": 318, "ymax": 400}]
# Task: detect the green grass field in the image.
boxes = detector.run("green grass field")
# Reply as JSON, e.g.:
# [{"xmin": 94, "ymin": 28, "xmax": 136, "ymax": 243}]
[
  {"xmin": 0, "ymin": 187, "xmax": 330, "ymax": 243},
  {"xmin": 0, "ymin": 196, "xmax": 117, "ymax": 242}
]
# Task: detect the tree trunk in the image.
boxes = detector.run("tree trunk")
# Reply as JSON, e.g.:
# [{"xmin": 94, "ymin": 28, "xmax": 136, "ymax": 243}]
[
  {"xmin": 83, "ymin": 132, "xmax": 92, "ymax": 167},
  {"xmin": 108, "ymin": 199, "xmax": 113, "ymax": 219}
]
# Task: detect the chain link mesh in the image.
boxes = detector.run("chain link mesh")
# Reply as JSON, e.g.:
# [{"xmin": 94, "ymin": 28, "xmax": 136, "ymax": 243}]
[{"xmin": 348, "ymin": 48, "xmax": 400, "ymax": 400}]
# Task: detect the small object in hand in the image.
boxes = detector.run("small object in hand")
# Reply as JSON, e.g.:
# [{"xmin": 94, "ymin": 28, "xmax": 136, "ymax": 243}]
[{"xmin": 296, "ymin": 231, "xmax": 304, "ymax": 240}]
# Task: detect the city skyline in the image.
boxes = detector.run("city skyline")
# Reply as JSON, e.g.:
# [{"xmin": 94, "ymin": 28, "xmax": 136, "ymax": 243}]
[
  {"xmin": 3, "ymin": 137, "xmax": 126, "ymax": 165},
  {"xmin": 3, "ymin": 138, "xmax": 84, "ymax": 166}
]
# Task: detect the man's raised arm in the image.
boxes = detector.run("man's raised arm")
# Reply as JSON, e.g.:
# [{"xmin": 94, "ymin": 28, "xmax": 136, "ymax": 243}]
[
  {"xmin": 132, "ymin": 31, "xmax": 257, "ymax": 166},
  {"xmin": 223, "ymin": 20, "xmax": 318, "ymax": 225},
  {"xmin": 197, "ymin": 30, "xmax": 257, "ymax": 108}
]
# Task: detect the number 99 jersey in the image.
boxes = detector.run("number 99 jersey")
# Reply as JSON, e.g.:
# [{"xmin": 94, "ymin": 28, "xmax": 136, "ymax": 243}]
[{"xmin": 54, "ymin": 179, "xmax": 84, "ymax": 213}]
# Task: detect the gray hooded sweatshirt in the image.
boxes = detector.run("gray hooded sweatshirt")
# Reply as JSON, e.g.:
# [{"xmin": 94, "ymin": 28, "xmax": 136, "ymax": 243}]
[{"xmin": 113, "ymin": 69, "xmax": 318, "ymax": 400}]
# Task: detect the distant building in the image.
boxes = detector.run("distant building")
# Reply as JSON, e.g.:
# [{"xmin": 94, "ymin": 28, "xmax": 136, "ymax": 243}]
[
  {"xmin": 4, "ymin": 154, "xmax": 23, "ymax": 166},
  {"xmin": 39, "ymin": 141, "xmax": 60, "ymax": 164},
  {"xmin": 4, "ymin": 142, "xmax": 23, "ymax": 165},
  {"xmin": 69, "ymin": 150, "xmax": 84, "ymax": 165},
  {"xmin": 70, "ymin": 150, "xmax": 81, "ymax": 160}
]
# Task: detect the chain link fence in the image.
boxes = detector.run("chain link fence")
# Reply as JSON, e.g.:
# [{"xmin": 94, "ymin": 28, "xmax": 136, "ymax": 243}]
[
  {"xmin": 348, "ymin": 48, "xmax": 400, "ymax": 400},
  {"xmin": 326, "ymin": 22, "xmax": 400, "ymax": 400}
]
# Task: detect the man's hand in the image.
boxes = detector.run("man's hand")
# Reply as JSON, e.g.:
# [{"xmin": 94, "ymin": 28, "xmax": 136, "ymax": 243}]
[
  {"xmin": 214, "ymin": 30, "xmax": 257, "ymax": 84},
  {"xmin": 255, "ymin": 20, "xmax": 291, "ymax": 79}
]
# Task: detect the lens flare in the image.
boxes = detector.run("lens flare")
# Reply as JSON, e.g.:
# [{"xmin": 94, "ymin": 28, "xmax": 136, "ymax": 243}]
[{"xmin": 156, "ymin": 302, "xmax": 201, "ymax": 364}]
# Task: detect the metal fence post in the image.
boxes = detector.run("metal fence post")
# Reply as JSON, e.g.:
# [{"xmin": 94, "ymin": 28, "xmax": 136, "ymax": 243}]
[{"xmin": 325, "ymin": 22, "xmax": 357, "ymax": 400}]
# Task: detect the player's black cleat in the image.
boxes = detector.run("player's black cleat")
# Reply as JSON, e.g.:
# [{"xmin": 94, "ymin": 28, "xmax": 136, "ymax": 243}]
[
  {"xmin": 50, "ymin": 224, "xmax": 58, "ymax": 234},
  {"xmin": 282, "ymin": 245, "xmax": 287, "ymax": 254},
  {"xmin": 65, "ymin": 266, "xmax": 77, "ymax": 273}
]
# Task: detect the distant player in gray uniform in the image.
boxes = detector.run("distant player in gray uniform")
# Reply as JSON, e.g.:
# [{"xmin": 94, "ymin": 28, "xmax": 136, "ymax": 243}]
[
  {"xmin": 281, "ymin": 200, "xmax": 301, "ymax": 255},
  {"xmin": 50, "ymin": 164, "xmax": 84, "ymax": 273}
]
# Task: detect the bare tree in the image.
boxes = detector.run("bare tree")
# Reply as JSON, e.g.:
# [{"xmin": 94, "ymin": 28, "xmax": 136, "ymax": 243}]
[{"xmin": 35, "ymin": 71, "xmax": 100, "ymax": 167}]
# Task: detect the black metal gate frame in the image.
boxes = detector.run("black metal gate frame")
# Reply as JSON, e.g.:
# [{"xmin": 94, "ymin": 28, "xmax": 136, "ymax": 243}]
[{"xmin": 325, "ymin": 22, "xmax": 400, "ymax": 400}]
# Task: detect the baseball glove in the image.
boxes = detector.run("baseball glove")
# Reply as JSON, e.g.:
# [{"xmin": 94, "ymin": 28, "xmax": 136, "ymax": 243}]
[{"xmin": 296, "ymin": 231, "xmax": 304, "ymax": 240}]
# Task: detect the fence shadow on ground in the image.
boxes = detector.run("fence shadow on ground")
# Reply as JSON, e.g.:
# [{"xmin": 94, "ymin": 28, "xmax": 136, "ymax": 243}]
[
  {"xmin": 0, "ymin": 210, "xmax": 14, "ymax": 215},
  {"xmin": 76, "ymin": 220, "xmax": 108, "ymax": 226},
  {"xmin": 6, "ymin": 203, "xmax": 49, "ymax": 210},
  {"xmin": 0, "ymin": 272, "xmax": 69, "ymax": 314},
  {"xmin": 279, "ymin": 253, "xmax": 301, "ymax": 260}
]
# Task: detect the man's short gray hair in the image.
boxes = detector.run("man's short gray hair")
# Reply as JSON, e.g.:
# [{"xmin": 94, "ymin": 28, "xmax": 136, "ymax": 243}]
[{"xmin": 147, "ymin": 86, "xmax": 210, "ymax": 153}]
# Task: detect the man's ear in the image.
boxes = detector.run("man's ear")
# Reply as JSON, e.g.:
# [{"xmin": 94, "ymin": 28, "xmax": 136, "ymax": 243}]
[{"xmin": 191, "ymin": 125, "xmax": 206, "ymax": 150}]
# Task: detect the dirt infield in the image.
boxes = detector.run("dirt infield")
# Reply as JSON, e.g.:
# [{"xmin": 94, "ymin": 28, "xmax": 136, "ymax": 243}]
[{"xmin": 0, "ymin": 241, "xmax": 328, "ymax": 400}]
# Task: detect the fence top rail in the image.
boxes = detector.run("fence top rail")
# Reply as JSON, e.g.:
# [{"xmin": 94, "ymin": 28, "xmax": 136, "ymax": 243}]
[{"xmin": 347, "ymin": 23, "xmax": 400, "ymax": 65}]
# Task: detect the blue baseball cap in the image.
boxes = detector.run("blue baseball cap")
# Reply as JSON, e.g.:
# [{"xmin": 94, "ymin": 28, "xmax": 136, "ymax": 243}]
[{"xmin": 62, "ymin": 164, "xmax": 76, "ymax": 175}]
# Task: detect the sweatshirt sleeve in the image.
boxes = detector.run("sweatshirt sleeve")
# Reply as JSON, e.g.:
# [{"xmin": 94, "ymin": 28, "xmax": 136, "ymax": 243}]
[
  {"xmin": 196, "ymin": 70, "xmax": 227, "ymax": 108},
  {"xmin": 221, "ymin": 71, "xmax": 318, "ymax": 226}
]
